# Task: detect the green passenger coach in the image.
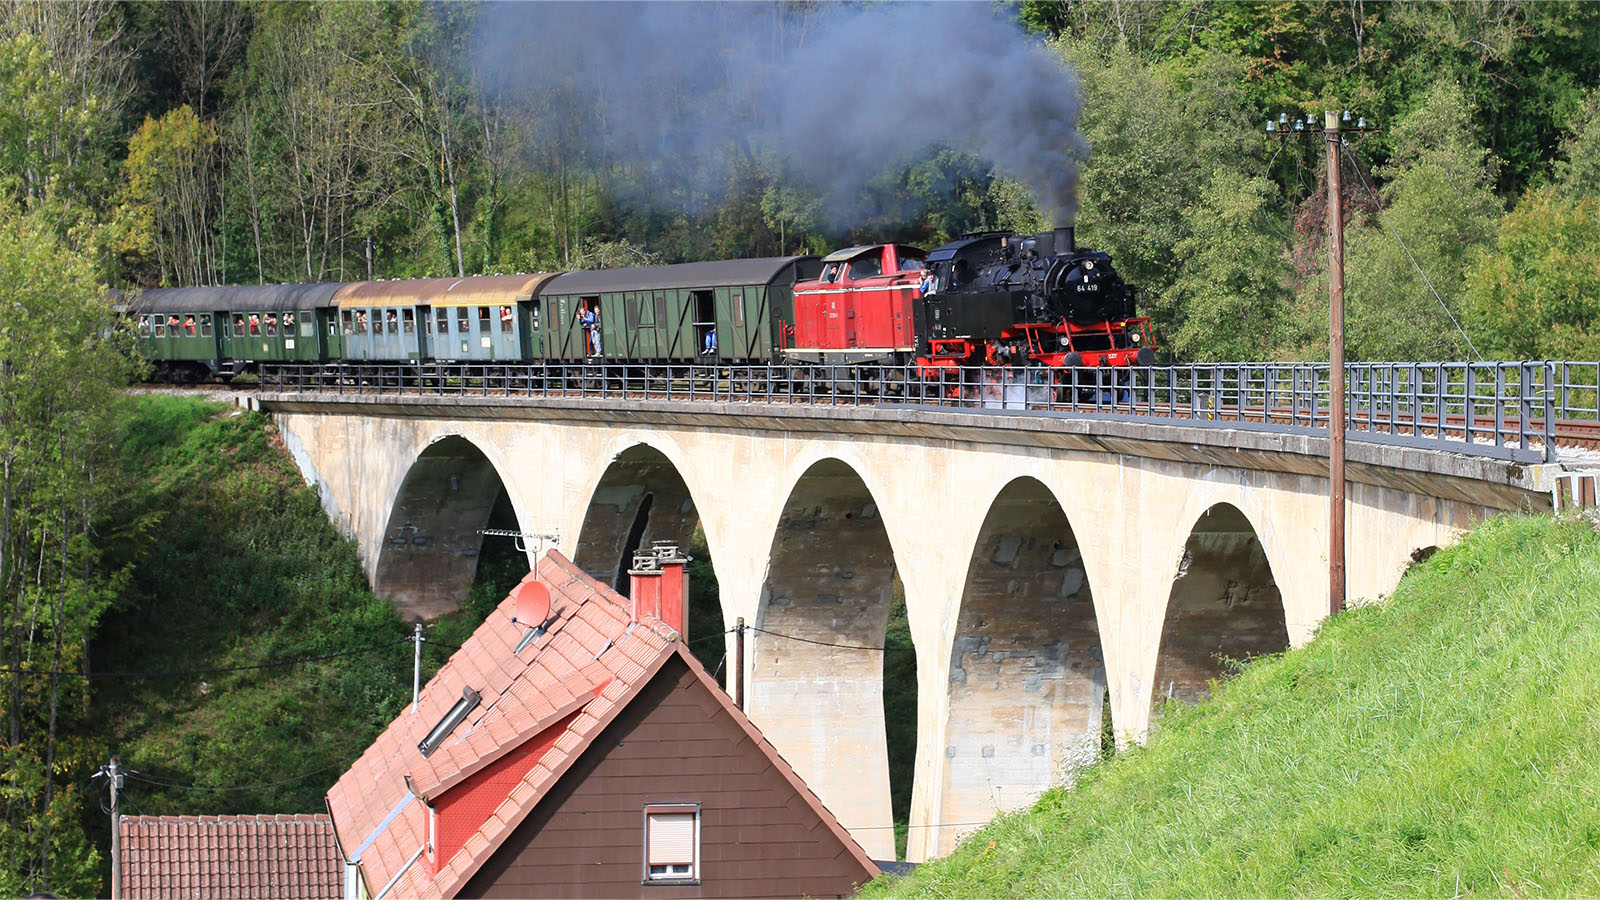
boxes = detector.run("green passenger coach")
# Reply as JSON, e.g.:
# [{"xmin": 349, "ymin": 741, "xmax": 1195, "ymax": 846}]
[{"xmin": 134, "ymin": 282, "xmax": 341, "ymax": 380}]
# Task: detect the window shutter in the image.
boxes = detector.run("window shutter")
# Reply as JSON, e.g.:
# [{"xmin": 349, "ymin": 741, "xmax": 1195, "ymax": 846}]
[{"xmin": 647, "ymin": 813, "xmax": 695, "ymax": 865}]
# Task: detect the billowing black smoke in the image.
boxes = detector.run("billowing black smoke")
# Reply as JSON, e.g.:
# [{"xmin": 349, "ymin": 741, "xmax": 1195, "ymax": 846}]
[{"xmin": 474, "ymin": 1, "xmax": 1087, "ymax": 228}]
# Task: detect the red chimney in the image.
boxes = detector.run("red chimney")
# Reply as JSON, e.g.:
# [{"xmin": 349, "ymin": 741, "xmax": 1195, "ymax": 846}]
[{"xmin": 628, "ymin": 542, "xmax": 689, "ymax": 636}]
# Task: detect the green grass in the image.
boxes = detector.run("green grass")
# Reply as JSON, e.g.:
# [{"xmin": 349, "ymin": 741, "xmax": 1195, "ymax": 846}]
[
  {"xmin": 867, "ymin": 514, "xmax": 1600, "ymax": 898},
  {"xmin": 90, "ymin": 397, "xmax": 471, "ymax": 822}
]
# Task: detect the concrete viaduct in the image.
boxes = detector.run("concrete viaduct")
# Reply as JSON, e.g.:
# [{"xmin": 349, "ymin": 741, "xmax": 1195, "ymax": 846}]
[{"xmin": 261, "ymin": 392, "xmax": 1554, "ymax": 861}]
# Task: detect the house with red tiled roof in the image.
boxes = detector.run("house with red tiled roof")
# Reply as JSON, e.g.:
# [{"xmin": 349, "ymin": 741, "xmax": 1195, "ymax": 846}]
[
  {"xmin": 325, "ymin": 544, "xmax": 879, "ymax": 899},
  {"xmin": 118, "ymin": 813, "xmax": 341, "ymax": 900}
]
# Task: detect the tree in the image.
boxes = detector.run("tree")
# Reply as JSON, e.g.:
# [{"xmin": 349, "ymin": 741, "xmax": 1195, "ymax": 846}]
[
  {"xmin": 0, "ymin": 201, "xmax": 140, "ymax": 897},
  {"xmin": 1555, "ymin": 87, "xmax": 1600, "ymax": 197},
  {"xmin": 1165, "ymin": 169, "xmax": 1293, "ymax": 361},
  {"xmin": 1464, "ymin": 189, "xmax": 1600, "ymax": 359},
  {"xmin": 114, "ymin": 106, "xmax": 221, "ymax": 286},
  {"xmin": 1336, "ymin": 81, "xmax": 1503, "ymax": 360}
]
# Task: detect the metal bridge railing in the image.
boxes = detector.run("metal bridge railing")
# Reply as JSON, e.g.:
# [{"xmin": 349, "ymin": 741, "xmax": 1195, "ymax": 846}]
[{"xmin": 258, "ymin": 360, "xmax": 1590, "ymax": 463}]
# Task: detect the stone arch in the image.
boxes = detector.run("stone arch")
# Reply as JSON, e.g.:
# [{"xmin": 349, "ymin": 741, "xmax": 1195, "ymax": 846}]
[
  {"xmin": 748, "ymin": 457, "xmax": 899, "ymax": 861},
  {"xmin": 1151, "ymin": 502, "xmax": 1288, "ymax": 712},
  {"xmin": 374, "ymin": 435, "xmax": 519, "ymax": 621},
  {"xmin": 935, "ymin": 476, "xmax": 1104, "ymax": 855},
  {"xmin": 572, "ymin": 444, "xmax": 703, "ymax": 595},
  {"xmin": 571, "ymin": 443, "xmax": 726, "ymax": 662}
]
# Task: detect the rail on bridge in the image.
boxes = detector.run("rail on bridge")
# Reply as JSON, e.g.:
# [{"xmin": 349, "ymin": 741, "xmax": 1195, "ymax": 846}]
[{"xmin": 260, "ymin": 359, "xmax": 1598, "ymax": 464}]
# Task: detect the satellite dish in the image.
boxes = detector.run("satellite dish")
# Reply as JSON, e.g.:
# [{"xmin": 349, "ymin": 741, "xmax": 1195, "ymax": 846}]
[{"xmin": 512, "ymin": 581, "xmax": 551, "ymax": 627}]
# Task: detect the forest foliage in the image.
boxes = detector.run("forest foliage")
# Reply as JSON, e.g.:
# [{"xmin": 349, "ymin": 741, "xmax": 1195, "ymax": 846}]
[
  {"xmin": 4, "ymin": 0, "xmax": 1596, "ymax": 362},
  {"xmin": 0, "ymin": 1, "xmax": 1598, "ymax": 894}
]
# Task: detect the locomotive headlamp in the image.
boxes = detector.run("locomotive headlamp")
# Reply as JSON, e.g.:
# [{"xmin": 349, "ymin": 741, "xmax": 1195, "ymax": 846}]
[
  {"xmin": 1130, "ymin": 331, "xmax": 1141, "ymax": 343},
  {"xmin": 1084, "ymin": 260, "xmax": 1094, "ymax": 269}
]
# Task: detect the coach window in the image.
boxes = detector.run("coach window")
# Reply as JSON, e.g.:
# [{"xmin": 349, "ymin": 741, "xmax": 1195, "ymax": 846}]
[
  {"xmin": 153, "ymin": 316, "xmax": 166, "ymax": 338},
  {"xmin": 199, "ymin": 314, "xmax": 213, "ymax": 337},
  {"xmin": 530, "ymin": 305, "xmax": 540, "ymax": 330},
  {"xmin": 434, "ymin": 308, "xmax": 448, "ymax": 336},
  {"xmin": 402, "ymin": 309, "xmax": 415, "ymax": 334},
  {"xmin": 477, "ymin": 306, "xmax": 491, "ymax": 335},
  {"xmin": 341, "ymin": 310, "xmax": 354, "ymax": 336},
  {"xmin": 282, "ymin": 311, "xmax": 296, "ymax": 334},
  {"xmin": 355, "ymin": 311, "xmax": 369, "ymax": 335},
  {"xmin": 184, "ymin": 316, "xmax": 197, "ymax": 336},
  {"xmin": 642, "ymin": 804, "xmax": 699, "ymax": 884},
  {"xmin": 138, "ymin": 315, "xmax": 152, "ymax": 337},
  {"xmin": 233, "ymin": 314, "xmax": 246, "ymax": 337},
  {"xmin": 385, "ymin": 309, "xmax": 399, "ymax": 335},
  {"xmin": 456, "ymin": 308, "xmax": 470, "ymax": 334},
  {"xmin": 264, "ymin": 313, "xmax": 278, "ymax": 336},
  {"xmin": 499, "ymin": 306, "xmax": 513, "ymax": 333}
]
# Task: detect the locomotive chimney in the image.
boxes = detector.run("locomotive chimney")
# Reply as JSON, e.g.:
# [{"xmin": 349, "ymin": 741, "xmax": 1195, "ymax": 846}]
[{"xmin": 1054, "ymin": 225, "xmax": 1075, "ymax": 253}]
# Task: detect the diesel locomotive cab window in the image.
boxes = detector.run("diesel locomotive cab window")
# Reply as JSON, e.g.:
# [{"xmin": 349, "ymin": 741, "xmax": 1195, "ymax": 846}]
[
  {"xmin": 499, "ymin": 306, "xmax": 513, "ymax": 333},
  {"xmin": 899, "ymin": 257, "xmax": 923, "ymax": 272},
  {"xmin": 402, "ymin": 309, "xmax": 415, "ymax": 334},
  {"xmin": 848, "ymin": 256, "xmax": 881, "ymax": 279},
  {"xmin": 820, "ymin": 262, "xmax": 841, "ymax": 283}
]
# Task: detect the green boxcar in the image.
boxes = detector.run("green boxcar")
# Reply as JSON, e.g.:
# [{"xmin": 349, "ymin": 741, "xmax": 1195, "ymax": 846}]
[{"xmin": 537, "ymin": 257, "xmax": 818, "ymax": 364}]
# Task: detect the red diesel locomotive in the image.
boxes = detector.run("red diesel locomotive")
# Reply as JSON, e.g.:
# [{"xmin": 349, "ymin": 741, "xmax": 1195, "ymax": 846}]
[{"xmin": 783, "ymin": 226, "xmax": 1154, "ymax": 373}]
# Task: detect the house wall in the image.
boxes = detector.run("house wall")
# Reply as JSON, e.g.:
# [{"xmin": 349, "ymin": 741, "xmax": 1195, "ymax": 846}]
[{"xmin": 461, "ymin": 655, "xmax": 876, "ymax": 899}]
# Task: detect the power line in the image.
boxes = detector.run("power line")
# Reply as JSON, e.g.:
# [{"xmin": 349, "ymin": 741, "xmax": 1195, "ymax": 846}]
[
  {"xmin": 0, "ymin": 638, "xmax": 413, "ymax": 680},
  {"xmin": 749, "ymin": 626, "xmax": 915, "ymax": 653},
  {"xmin": 125, "ymin": 762, "xmax": 345, "ymax": 794},
  {"xmin": 1344, "ymin": 152, "xmax": 1484, "ymax": 361}
]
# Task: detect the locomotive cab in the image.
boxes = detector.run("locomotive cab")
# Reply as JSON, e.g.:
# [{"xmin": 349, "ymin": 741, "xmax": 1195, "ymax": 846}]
[{"xmin": 785, "ymin": 243, "xmax": 925, "ymax": 365}]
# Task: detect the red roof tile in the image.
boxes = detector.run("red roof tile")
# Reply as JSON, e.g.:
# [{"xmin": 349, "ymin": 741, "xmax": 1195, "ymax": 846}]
[{"xmin": 119, "ymin": 814, "xmax": 341, "ymax": 900}]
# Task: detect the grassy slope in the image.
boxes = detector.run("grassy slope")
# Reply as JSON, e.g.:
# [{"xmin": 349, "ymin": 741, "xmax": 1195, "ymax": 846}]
[
  {"xmin": 93, "ymin": 397, "xmax": 502, "ymax": 819},
  {"xmin": 868, "ymin": 515, "xmax": 1600, "ymax": 898}
]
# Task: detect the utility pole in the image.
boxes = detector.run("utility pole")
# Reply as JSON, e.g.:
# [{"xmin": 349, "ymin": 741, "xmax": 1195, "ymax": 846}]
[
  {"xmin": 106, "ymin": 756, "xmax": 125, "ymax": 900},
  {"xmin": 364, "ymin": 236, "xmax": 375, "ymax": 281},
  {"xmin": 1324, "ymin": 109, "xmax": 1347, "ymax": 616},
  {"xmin": 734, "ymin": 617, "xmax": 745, "ymax": 711},
  {"xmin": 413, "ymin": 622, "xmax": 423, "ymax": 713},
  {"xmin": 1267, "ymin": 109, "xmax": 1377, "ymax": 618}
]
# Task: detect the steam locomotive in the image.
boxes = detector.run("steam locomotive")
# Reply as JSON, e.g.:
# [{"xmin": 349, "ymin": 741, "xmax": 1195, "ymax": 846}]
[{"xmin": 130, "ymin": 228, "xmax": 1153, "ymax": 382}]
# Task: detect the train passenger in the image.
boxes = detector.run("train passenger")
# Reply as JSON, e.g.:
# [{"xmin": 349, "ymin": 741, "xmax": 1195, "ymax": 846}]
[
  {"xmin": 919, "ymin": 270, "xmax": 934, "ymax": 295},
  {"xmin": 703, "ymin": 327, "xmax": 716, "ymax": 356},
  {"xmin": 168, "ymin": 315, "xmax": 181, "ymax": 332},
  {"xmin": 249, "ymin": 313, "xmax": 260, "ymax": 334},
  {"xmin": 184, "ymin": 316, "xmax": 196, "ymax": 335},
  {"xmin": 578, "ymin": 306, "xmax": 601, "ymax": 356}
]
